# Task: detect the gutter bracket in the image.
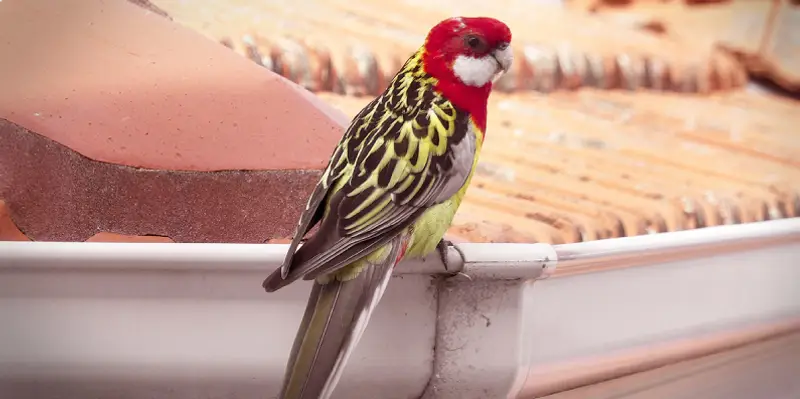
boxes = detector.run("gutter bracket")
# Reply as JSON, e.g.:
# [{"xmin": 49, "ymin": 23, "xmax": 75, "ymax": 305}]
[{"xmin": 421, "ymin": 243, "xmax": 558, "ymax": 398}]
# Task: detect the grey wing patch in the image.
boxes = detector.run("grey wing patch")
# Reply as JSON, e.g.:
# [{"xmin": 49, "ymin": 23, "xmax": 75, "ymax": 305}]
[
  {"xmin": 278, "ymin": 144, "xmax": 349, "ymax": 278},
  {"xmin": 430, "ymin": 122, "xmax": 477, "ymax": 204},
  {"xmin": 277, "ymin": 179, "xmax": 330, "ymax": 279}
]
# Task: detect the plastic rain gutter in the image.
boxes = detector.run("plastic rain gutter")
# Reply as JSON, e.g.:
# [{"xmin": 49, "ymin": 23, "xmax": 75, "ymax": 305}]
[{"xmin": 0, "ymin": 218, "xmax": 798, "ymax": 399}]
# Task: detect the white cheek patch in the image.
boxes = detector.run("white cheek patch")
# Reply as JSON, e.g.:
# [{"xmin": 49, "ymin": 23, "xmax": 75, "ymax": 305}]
[{"xmin": 452, "ymin": 54, "xmax": 500, "ymax": 87}]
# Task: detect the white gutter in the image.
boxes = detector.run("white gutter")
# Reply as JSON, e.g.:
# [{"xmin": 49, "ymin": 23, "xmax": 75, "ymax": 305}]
[
  {"xmin": 0, "ymin": 241, "xmax": 438, "ymax": 273},
  {"xmin": 1, "ymin": 218, "xmax": 799, "ymax": 398},
  {"xmin": 551, "ymin": 217, "xmax": 800, "ymax": 276},
  {"xmin": 0, "ymin": 240, "xmax": 559, "ymax": 277},
  {"xmin": 4, "ymin": 218, "xmax": 796, "ymax": 275}
]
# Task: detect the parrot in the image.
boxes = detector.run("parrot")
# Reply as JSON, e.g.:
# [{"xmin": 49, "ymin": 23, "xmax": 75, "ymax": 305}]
[{"xmin": 262, "ymin": 16, "xmax": 513, "ymax": 399}]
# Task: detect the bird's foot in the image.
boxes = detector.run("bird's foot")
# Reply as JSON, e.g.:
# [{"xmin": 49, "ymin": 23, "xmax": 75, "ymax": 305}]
[{"xmin": 436, "ymin": 239, "xmax": 465, "ymax": 272}]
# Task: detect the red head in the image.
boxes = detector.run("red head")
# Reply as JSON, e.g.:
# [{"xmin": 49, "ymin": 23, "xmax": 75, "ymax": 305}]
[{"xmin": 421, "ymin": 17, "xmax": 513, "ymax": 133}]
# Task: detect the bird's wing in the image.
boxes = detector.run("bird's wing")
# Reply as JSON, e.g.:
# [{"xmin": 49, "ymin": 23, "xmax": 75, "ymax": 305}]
[
  {"xmin": 270, "ymin": 96, "xmax": 382, "ymax": 281},
  {"xmin": 263, "ymin": 95, "xmax": 476, "ymax": 291}
]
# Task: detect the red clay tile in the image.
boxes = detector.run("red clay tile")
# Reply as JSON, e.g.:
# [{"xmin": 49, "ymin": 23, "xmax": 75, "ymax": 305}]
[
  {"xmin": 318, "ymin": 89, "xmax": 800, "ymax": 244},
  {"xmin": 0, "ymin": 119, "xmax": 323, "ymax": 242},
  {"xmin": 86, "ymin": 232, "xmax": 174, "ymax": 243},
  {"xmin": 0, "ymin": 0, "xmax": 348, "ymax": 172},
  {"xmin": 156, "ymin": 0, "xmax": 743, "ymax": 95},
  {"xmin": 266, "ymin": 237, "xmax": 294, "ymax": 244},
  {"xmin": 0, "ymin": 0, "xmax": 349, "ymax": 243},
  {"xmin": 739, "ymin": 2, "xmax": 800, "ymax": 92},
  {"xmin": 568, "ymin": 0, "xmax": 734, "ymax": 13},
  {"xmin": 0, "ymin": 200, "xmax": 30, "ymax": 241},
  {"xmin": 582, "ymin": 0, "xmax": 799, "ymax": 92}
]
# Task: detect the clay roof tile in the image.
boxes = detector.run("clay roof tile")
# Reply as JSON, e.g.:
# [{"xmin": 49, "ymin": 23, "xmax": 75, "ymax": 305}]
[
  {"xmin": 157, "ymin": 0, "xmax": 746, "ymax": 95},
  {"xmin": 318, "ymin": 89, "xmax": 800, "ymax": 244},
  {"xmin": 0, "ymin": 0, "xmax": 348, "ymax": 172},
  {"xmin": 0, "ymin": 0, "xmax": 347, "ymax": 243},
  {"xmin": 575, "ymin": 0, "xmax": 800, "ymax": 93}
]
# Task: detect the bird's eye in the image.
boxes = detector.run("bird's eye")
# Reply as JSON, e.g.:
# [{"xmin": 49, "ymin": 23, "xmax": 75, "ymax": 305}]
[{"xmin": 464, "ymin": 35, "xmax": 487, "ymax": 52}]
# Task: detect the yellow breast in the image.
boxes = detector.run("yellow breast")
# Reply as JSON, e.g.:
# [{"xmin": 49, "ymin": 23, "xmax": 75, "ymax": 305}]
[{"xmin": 405, "ymin": 121, "xmax": 484, "ymax": 258}]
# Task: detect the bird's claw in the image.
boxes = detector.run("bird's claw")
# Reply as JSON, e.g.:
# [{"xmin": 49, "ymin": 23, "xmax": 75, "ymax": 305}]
[{"xmin": 436, "ymin": 239, "xmax": 465, "ymax": 272}]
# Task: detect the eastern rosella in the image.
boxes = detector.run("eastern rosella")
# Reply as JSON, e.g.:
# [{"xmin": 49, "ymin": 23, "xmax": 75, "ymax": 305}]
[{"xmin": 262, "ymin": 16, "xmax": 513, "ymax": 399}]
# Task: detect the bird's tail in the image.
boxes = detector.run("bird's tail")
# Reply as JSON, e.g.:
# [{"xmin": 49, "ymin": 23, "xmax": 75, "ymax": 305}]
[{"xmin": 278, "ymin": 237, "xmax": 408, "ymax": 399}]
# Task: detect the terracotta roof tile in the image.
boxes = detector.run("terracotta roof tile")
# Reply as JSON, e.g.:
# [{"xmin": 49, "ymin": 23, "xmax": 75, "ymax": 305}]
[
  {"xmin": 317, "ymin": 90, "xmax": 800, "ymax": 244},
  {"xmin": 739, "ymin": 2, "xmax": 800, "ymax": 91},
  {"xmin": 155, "ymin": 0, "xmax": 745, "ymax": 95},
  {"xmin": 576, "ymin": 0, "xmax": 800, "ymax": 92},
  {"xmin": 5, "ymin": 0, "xmax": 793, "ymax": 246},
  {"xmin": 0, "ymin": 200, "xmax": 29, "ymax": 241},
  {"xmin": 0, "ymin": 0, "xmax": 344, "ymax": 243},
  {"xmin": 85, "ymin": 232, "xmax": 175, "ymax": 243},
  {"xmin": 0, "ymin": 0, "xmax": 347, "ymax": 172}
]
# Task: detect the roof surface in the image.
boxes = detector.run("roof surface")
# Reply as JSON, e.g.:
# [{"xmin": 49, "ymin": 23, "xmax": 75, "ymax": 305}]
[
  {"xmin": 1, "ymin": 0, "xmax": 797, "ymax": 245},
  {"xmin": 157, "ymin": 0, "xmax": 747, "ymax": 95},
  {"xmin": 155, "ymin": 0, "xmax": 800, "ymax": 244},
  {"xmin": 0, "ymin": 0, "xmax": 347, "ymax": 172},
  {"xmin": 569, "ymin": 0, "xmax": 800, "ymax": 92},
  {"xmin": 319, "ymin": 89, "xmax": 800, "ymax": 243},
  {"xmin": 0, "ymin": 0, "xmax": 344, "ymax": 242}
]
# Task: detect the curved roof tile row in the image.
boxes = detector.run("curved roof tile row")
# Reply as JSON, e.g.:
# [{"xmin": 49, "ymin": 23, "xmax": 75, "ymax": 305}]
[
  {"xmin": 156, "ymin": 0, "xmax": 747, "ymax": 95},
  {"xmin": 318, "ymin": 90, "xmax": 800, "ymax": 243}
]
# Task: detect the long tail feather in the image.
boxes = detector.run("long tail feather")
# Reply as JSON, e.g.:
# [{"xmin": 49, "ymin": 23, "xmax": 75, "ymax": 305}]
[{"xmin": 279, "ymin": 237, "xmax": 408, "ymax": 399}]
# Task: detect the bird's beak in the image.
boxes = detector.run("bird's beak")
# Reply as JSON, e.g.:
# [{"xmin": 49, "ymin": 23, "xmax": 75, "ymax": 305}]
[{"xmin": 491, "ymin": 43, "xmax": 513, "ymax": 83}]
